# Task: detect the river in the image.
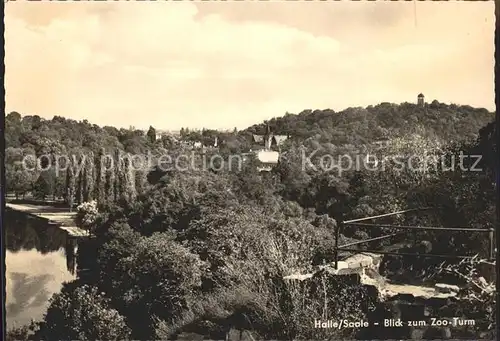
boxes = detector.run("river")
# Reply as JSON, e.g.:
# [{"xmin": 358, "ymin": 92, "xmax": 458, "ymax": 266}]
[{"xmin": 5, "ymin": 211, "xmax": 78, "ymax": 329}]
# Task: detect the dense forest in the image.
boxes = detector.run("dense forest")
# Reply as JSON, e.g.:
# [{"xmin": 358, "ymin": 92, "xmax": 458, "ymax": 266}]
[{"xmin": 5, "ymin": 100, "xmax": 497, "ymax": 340}]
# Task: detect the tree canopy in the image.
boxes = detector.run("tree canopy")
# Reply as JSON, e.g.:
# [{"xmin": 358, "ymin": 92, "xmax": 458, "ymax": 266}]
[{"xmin": 5, "ymin": 101, "xmax": 496, "ymax": 340}]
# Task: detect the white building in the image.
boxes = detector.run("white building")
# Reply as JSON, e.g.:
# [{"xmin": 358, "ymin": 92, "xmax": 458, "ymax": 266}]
[
  {"xmin": 255, "ymin": 150, "xmax": 280, "ymax": 172},
  {"xmin": 249, "ymin": 125, "xmax": 288, "ymax": 172}
]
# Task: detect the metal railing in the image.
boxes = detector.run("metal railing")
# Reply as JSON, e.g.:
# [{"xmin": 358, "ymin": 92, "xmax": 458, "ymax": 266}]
[{"xmin": 333, "ymin": 207, "xmax": 495, "ymax": 269}]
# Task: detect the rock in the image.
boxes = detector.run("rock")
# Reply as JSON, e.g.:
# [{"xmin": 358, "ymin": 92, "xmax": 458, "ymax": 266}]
[
  {"xmin": 320, "ymin": 260, "xmax": 348, "ymax": 271},
  {"xmin": 348, "ymin": 261, "xmax": 362, "ymax": 269},
  {"xmin": 435, "ymin": 283, "xmax": 460, "ymax": 293},
  {"xmin": 177, "ymin": 333, "xmax": 204, "ymax": 341},
  {"xmin": 360, "ymin": 258, "xmax": 372, "ymax": 267},
  {"xmin": 477, "ymin": 261, "xmax": 496, "ymax": 282},
  {"xmin": 283, "ymin": 273, "xmax": 313, "ymax": 281},
  {"xmin": 477, "ymin": 276, "xmax": 488, "ymax": 287},
  {"xmin": 442, "ymin": 327, "xmax": 452, "ymax": 339},
  {"xmin": 336, "ymin": 267, "xmax": 361, "ymax": 275},
  {"xmin": 419, "ymin": 240, "xmax": 433, "ymax": 253},
  {"xmin": 227, "ymin": 328, "xmax": 241, "ymax": 341},
  {"xmin": 410, "ymin": 328, "xmax": 425, "ymax": 339},
  {"xmin": 241, "ymin": 330, "xmax": 255, "ymax": 341}
]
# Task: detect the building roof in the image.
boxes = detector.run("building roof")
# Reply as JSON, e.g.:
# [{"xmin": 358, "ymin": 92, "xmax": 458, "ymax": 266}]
[
  {"xmin": 273, "ymin": 135, "xmax": 289, "ymax": 145},
  {"xmin": 418, "ymin": 93, "xmax": 424, "ymax": 97},
  {"xmin": 253, "ymin": 134, "xmax": 264, "ymax": 143},
  {"xmin": 253, "ymin": 134, "xmax": 289, "ymax": 145}
]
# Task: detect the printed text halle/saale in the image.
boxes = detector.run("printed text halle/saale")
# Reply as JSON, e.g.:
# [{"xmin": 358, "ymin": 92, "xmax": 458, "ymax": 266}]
[{"xmin": 314, "ymin": 319, "xmax": 369, "ymax": 329}]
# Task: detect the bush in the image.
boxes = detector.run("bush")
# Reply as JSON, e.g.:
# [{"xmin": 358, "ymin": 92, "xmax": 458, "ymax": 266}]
[
  {"xmin": 35, "ymin": 283, "xmax": 131, "ymax": 341},
  {"xmin": 75, "ymin": 200, "xmax": 99, "ymax": 230}
]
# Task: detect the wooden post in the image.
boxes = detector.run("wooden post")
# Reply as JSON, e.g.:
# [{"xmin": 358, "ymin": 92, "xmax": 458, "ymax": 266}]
[
  {"xmin": 489, "ymin": 228, "xmax": 495, "ymax": 261},
  {"xmin": 334, "ymin": 221, "xmax": 341, "ymax": 270}
]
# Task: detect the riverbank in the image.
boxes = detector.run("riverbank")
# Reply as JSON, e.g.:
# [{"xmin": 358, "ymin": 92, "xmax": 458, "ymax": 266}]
[{"xmin": 6, "ymin": 201, "xmax": 89, "ymax": 238}]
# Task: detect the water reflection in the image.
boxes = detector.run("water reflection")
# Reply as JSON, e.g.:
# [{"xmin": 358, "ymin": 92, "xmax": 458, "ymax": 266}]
[
  {"xmin": 66, "ymin": 238, "xmax": 78, "ymax": 275},
  {"xmin": 5, "ymin": 211, "xmax": 78, "ymax": 328}
]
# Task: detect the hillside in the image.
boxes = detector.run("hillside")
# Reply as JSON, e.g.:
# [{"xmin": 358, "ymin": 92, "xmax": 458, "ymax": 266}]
[
  {"xmin": 244, "ymin": 101, "xmax": 494, "ymax": 145},
  {"xmin": 5, "ymin": 101, "xmax": 494, "ymax": 159},
  {"xmin": 5, "ymin": 101, "xmax": 497, "ymax": 340}
]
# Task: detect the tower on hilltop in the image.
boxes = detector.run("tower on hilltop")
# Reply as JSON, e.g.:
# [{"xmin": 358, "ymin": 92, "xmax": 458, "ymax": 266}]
[{"xmin": 417, "ymin": 93, "xmax": 425, "ymax": 107}]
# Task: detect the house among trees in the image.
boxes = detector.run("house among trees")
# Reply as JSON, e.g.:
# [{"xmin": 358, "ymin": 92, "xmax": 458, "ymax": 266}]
[
  {"xmin": 191, "ymin": 136, "xmax": 219, "ymax": 150},
  {"xmin": 250, "ymin": 125, "xmax": 289, "ymax": 172},
  {"xmin": 252, "ymin": 125, "xmax": 288, "ymax": 151},
  {"xmin": 155, "ymin": 130, "xmax": 166, "ymax": 140}
]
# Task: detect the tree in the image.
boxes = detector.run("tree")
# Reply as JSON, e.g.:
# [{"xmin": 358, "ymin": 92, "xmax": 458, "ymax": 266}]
[
  {"xmin": 76, "ymin": 172, "xmax": 83, "ymax": 205},
  {"xmin": 116, "ymin": 156, "xmax": 127, "ymax": 202},
  {"xmin": 82, "ymin": 154, "xmax": 95, "ymax": 202},
  {"xmin": 5, "ymin": 112, "xmax": 22, "ymax": 148},
  {"xmin": 6, "ymin": 166, "xmax": 33, "ymax": 199},
  {"xmin": 134, "ymin": 159, "xmax": 150, "ymax": 195},
  {"xmin": 82, "ymin": 166, "xmax": 90, "ymax": 203},
  {"xmin": 65, "ymin": 165, "xmax": 75, "ymax": 212},
  {"xmin": 106, "ymin": 167, "xmax": 116, "ymax": 204},
  {"xmin": 35, "ymin": 283, "xmax": 131, "ymax": 341},
  {"xmin": 275, "ymin": 145, "xmax": 313, "ymax": 204},
  {"xmin": 5, "ymin": 147, "xmax": 36, "ymax": 199},
  {"xmin": 112, "ymin": 150, "xmax": 124, "ymax": 202},
  {"xmin": 94, "ymin": 149, "xmax": 106, "ymax": 204},
  {"xmin": 407, "ymin": 138, "xmax": 496, "ymax": 259},
  {"xmin": 4, "ymin": 102, "xmax": 496, "ymax": 341},
  {"xmin": 75, "ymin": 200, "xmax": 99, "ymax": 231},
  {"xmin": 146, "ymin": 126, "xmax": 157, "ymax": 144},
  {"xmin": 32, "ymin": 174, "xmax": 51, "ymax": 200},
  {"xmin": 124, "ymin": 156, "xmax": 137, "ymax": 201},
  {"xmin": 6, "ymin": 322, "xmax": 37, "ymax": 341},
  {"xmin": 53, "ymin": 170, "xmax": 67, "ymax": 200},
  {"xmin": 96, "ymin": 226, "xmax": 206, "ymax": 339}
]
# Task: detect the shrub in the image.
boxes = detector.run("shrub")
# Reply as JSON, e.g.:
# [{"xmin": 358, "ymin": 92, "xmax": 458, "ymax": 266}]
[
  {"xmin": 75, "ymin": 200, "xmax": 99, "ymax": 230},
  {"xmin": 35, "ymin": 283, "xmax": 131, "ymax": 341}
]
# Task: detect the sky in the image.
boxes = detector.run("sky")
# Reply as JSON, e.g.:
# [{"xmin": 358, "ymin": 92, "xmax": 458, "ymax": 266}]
[{"xmin": 5, "ymin": 1, "xmax": 495, "ymax": 130}]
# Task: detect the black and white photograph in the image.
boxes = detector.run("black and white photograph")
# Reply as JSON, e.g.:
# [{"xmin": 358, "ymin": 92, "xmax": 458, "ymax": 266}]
[{"xmin": 4, "ymin": 1, "xmax": 496, "ymax": 340}]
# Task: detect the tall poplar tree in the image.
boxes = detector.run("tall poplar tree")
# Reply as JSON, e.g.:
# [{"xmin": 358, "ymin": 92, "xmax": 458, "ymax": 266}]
[
  {"xmin": 146, "ymin": 126, "xmax": 157, "ymax": 144},
  {"xmin": 65, "ymin": 164, "xmax": 75, "ymax": 212},
  {"xmin": 95, "ymin": 148, "xmax": 106, "ymax": 204},
  {"xmin": 117, "ymin": 155, "xmax": 128, "ymax": 201},
  {"xmin": 82, "ymin": 166, "xmax": 89, "ymax": 202},
  {"xmin": 114, "ymin": 150, "xmax": 123, "ymax": 202},
  {"xmin": 124, "ymin": 156, "xmax": 137, "ymax": 201},
  {"xmin": 76, "ymin": 168, "xmax": 84, "ymax": 205},
  {"xmin": 135, "ymin": 153, "xmax": 150, "ymax": 195},
  {"xmin": 105, "ymin": 164, "xmax": 115, "ymax": 204},
  {"xmin": 83, "ymin": 152, "xmax": 95, "ymax": 202}
]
